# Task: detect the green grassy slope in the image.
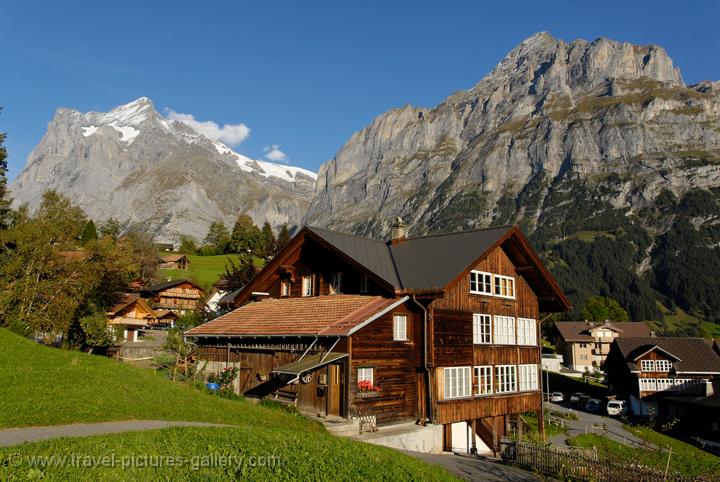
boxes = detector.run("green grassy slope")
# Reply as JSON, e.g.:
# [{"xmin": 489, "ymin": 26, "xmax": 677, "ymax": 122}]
[
  {"xmin": 158, "ymin": 254, "xmax": 264, "ymax": 290},
  {"xmin": 0, "ymin": 328, "xmax": 455, "ymax": 480}
]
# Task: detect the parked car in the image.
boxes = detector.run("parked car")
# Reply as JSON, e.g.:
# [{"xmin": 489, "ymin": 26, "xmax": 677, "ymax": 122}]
[
  {"xmin": 585, "ymin": 398, "xmax": 602, "ymax": 413},
  {"xmin": 606, "ymin": 400, "xmax": 628, "ymax": 416},
  {"xmin": 550, "ymin": 392, "xmax": 564, "ymax": 403},
  {"xmin": 570, "ymin": 392, "xmax": 585, "ymax": 404}
]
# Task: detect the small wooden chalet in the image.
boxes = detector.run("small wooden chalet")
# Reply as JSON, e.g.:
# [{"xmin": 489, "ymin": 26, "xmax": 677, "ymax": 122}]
[
  {"xmin": 159, "ymin": 254, "xmax": 189, "ymax": 270},
  {"xmin": 106, "ymin": 295, "xmax": 156, "ymax": 342},
  {"xmin": 186, "ymin": 220, "xmax": 570, "ymax": 453},
  {"xmin": 605, "ymin": 337, "xmax": 720, "ymax": 417},
  {"xmin": 141, "ymin": 279, "xmax": 205, "ymax": 315},
  {"xmin": 554, "ymin": 321, "xmax": 651, "ymax": 373}
]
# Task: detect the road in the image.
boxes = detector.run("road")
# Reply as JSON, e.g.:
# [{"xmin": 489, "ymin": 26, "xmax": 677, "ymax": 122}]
[
  {"xmin": 402, "ymin": 451, "xmax": 555, "ymax": 481},
  {"xmin": 543, "ymin": 401, "xmax": 648, "ymax": 448}
]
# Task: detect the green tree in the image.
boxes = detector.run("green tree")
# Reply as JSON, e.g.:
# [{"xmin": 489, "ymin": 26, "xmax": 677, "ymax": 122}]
[
  {"xmin": 222, "ymin": 255, "xmax": 257, "ymax": 291},
  {"xmin": 123, "ymin": 230, "xmax": 159, "ymax": 284},
  {"xmin": 0, "ymin": 111, "xmax": 11, "ymax": 230},
  {"xmin": 202, "ymin": 221, "xmax": 230, "ymax": 254},
  {"xmin": 80, "ymin": 220, "xmax": 98, "ymax": 246},
  {"xmin": 78, "ymin": 311, "xmax": 121, "ymax": 349},
  {"xmin": 100, "ymin": 217, "xmax": 121, "ymax": 240},
  {"xmin": 580, "ymin": 296, "xmax": 629, "ymax": 322},
  {"xmin": 260, "ymin": 221, "xmax": 276, "ymax": 257},
  {"xmin": 179, "ymin": 235, "xmax": 198, "ymax": 254},
  {"xmin": 228, "ymin": 214, "xmax": 263, "ymax": 254},
  {"xmin": 276, "ymin": 223, "xmax": 291, "ymax": 254}
]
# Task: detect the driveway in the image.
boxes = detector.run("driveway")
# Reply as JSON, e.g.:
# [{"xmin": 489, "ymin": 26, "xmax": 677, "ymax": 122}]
[
  {"xmin": 401, "ymin": 451, "xmax": 555, "ymax": 482},
  {"xmin": 544, "ymin": 401, "xmax": 648, "ymax": 448},
  {"xmin": 0, "ymin": 420, "xmax": 233, "ymax": 448}
]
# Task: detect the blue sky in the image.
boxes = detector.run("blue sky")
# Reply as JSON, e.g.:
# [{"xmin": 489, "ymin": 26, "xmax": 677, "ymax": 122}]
[{"xmin": 2, "ymin": 0, "xmax": 719, "ymax": 180}]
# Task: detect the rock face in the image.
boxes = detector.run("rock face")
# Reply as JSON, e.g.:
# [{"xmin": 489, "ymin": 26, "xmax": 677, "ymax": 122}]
[
  {"xmin": 305, "ymin": 32, "xmax": 719, "ymax": 238},
  {"xmin": 10, "ymin": 98, "xmax": 316, "ymax": 243}
]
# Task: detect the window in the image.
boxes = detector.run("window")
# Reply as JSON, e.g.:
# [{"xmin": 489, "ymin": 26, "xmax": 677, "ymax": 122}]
[
  {"xmin": 280, "ymin": 281, "xmax": 290, "ymax": 297},
  {"xmin": 640, "ymin": 360, "xmax": 655, "ymax": 372},
  {"xmin": 656, "ymin": 379, "xmax": 673, "ymax": 391},
  {"xmin": 393, "ymin": 314, "xmax": 408, "ymax": 341},
  {"xmin": 472, "ymin": 314, "xmax": 491, "ymax": 344},
  {"xmin": 517, "ymin": 318, "xmax": 537, "ymax": 346},
  {"xmin": 639, "ymin": 378, "xmax": 657, "ymax": 392},
  {"xmin": 495, "ymin": 365, "xmax": 516, "ymax": 393},
  {"xmin": 470, "ymin": 270, "xmax": 493, "ymax": 295},
  {"xmin": 518, "ymin": 364, "xmax": 538, "ymax": 391},
  {"xmin": 360, "ymin": 274, "xmax": 369, "ymax": 293},
  {"xmin": 655, "ymin": 360, "xmax": 672, "ymax": 372},
  {"xmin": 443, "ymin": 367, "xmax": 472, "ymax": 399},
  {"xmin": 330, "ymin": 272, "xmax": 342, "ymax": 294},
  {"xmin": 301, "ymin": 275, "xmax": 313, "ymax": 297},
  {"xmin": 357, "ymin": 367, "xmax": 374, "ymax": 385},
  {"xmin": 474, "ymin": 366, "xmax": 493, "ymax": 395},
  {"xmin": 494, "ymin": 275, "xmax": 515, "ymax": 299},
  {"xmin": 493, "ymin": 316, "xmax": 515, "ymax": 345}
]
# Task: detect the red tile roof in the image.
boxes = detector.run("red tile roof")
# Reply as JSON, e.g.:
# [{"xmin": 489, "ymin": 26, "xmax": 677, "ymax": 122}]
[{"xmin": 185, "ymin": 295, "xmax": 401, "ymax": 337}]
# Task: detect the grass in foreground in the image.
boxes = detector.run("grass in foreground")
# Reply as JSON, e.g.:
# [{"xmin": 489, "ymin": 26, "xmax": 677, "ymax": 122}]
[
  {"xmin": 567, "ymin": 426, "xmax": 720, "ymax": 478},
  {"xmin": 0, "ymin": 426, "xmax": 456, "ymax": 481},
  {"xmin": 0, "ymin": 328, "xmax": 456, "ymax": 480}
]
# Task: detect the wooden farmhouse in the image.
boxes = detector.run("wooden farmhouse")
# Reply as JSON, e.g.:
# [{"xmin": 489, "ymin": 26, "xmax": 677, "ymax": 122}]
[
  {"xmin": 605, "ymin": 337, "xmax": 720, "ymax": 417},
  {"xmin": 141, "ymin": 279, "xmax": 205, "ymax": 315},
  {"xmin": 106, "ymin": 295, "xmax": 157, "ymax": 342},
  {"xmin": 159, "ymin": 254, "xmax": 189, "ymax": 270},
  {"xmin": 185, "ymin": 220, "xmax": 570, "ymax": 453}
]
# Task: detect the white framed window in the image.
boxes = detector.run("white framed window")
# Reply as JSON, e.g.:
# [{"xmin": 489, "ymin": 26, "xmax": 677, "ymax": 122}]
[
  {"xmin": 443, "ymin": 367, "xmax": 472, "ymax": 399},
  {"xmin": 280, "ymin": 281, "xmax": 290, "ymax": 297},
  {"xmin": 493, "ymin": 275, "xmax": 515, "ymax": 299},
  {"xmin": 330, "ymin": 272, "xmax": 342, "ymax": 294},
  {"xmin": 640, "ymin": 360, "xmax": 655, "ymax": 372},
  {"xmin": 474, "ymin": 366, "xmax": 493, "ymax": 395},
  {"xmin": 517, "ymin": 318, "xmax": 537, "ymax": 346},
  {"xmin": 360, "ymin": 274, "xmax": 369, "ymax": 293},
  {"xmin": 472, "ymin": 314, "xmax": 491, "ymax": 344},
  {"xmin": 469, "ymin": 271, "xmax": 493, "ymax": 295},
  {"xmin": 518, "ymin": 364, "xmax": 538, "ymax": 391},
  {"xmin": 493, "ymin": 316, "xmax": 516, "ymax": 345},
  {"xmin": 301, "ymin": 275, "xmax": 314, "ymax": 297},
  {"xmin": 639, "ymin": 378, "xmax": 657, "ymax": 392},
  {"xmin": 655, "ymin": 360, "xmax": 672, "ymax": 372},
  {"xmin": 393, "ymin": 314, "xmax": 408, "ymax": 341},
  {"xmin": 656, "ymin": 378, "xmax": 673, "ymax": 391},
  {"xmin": 495, "ymin": 365, "xmax": 516, "ymax": 393},
  {"xmin": 357, "ymin": 367, "xmax": 374, "ymax": 385}
]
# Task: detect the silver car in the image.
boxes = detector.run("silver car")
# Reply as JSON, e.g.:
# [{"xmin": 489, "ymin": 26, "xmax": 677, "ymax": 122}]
[
  {"xmin": 550, "ymin": 392, "xmax": 564, "ymax": 402},
  {"xmin": 607, "ymin": 400, "xmax": 627, "ymax": 416}
]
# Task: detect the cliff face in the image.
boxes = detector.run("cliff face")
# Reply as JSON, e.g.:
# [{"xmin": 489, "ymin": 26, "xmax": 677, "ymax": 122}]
[
  {"xmin": 10, "ymin": 98, "xmax": 316, "ymax": 243},
  {"xmin": 305, "ymin": 32, "xmax": 719, "ymax": 238}
]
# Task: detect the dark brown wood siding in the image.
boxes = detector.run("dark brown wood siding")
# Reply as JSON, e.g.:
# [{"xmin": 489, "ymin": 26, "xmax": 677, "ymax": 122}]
[{"xmin": 349, "ymin": 304, "xmax": 422, "ymax": 425}]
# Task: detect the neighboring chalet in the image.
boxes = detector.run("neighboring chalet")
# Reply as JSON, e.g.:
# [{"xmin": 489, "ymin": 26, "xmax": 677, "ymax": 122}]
[
  {"xmin": 106, "ymin": 295, "xmax": 174, "ymax": 341},
  {"xmin": 141, "ymin": 279, "xmax": 205, "ymax": 315},
  {"xmin": 554, "ymin": 321, "xmax": 651, "ymax": 373},
  {"xmin": 159, "ymin": 254, "xmax": 189, "ymax": 270},
  {"xmin": 185, "ymin": 220, "xmax": 570, "ymax": 453},
  {"xmin": 605, "ymin": 337, "xmax": 720, "ymax": 417}
]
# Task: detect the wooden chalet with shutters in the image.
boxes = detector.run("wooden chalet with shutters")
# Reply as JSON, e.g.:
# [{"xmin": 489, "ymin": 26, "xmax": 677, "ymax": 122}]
[
  {"xmin": 141, "ymin": 279, "xmax": 205, "ymax": 315},
  {"xmin": 186, "ymin": 219, "xmax": 570, "ymax": 453}
]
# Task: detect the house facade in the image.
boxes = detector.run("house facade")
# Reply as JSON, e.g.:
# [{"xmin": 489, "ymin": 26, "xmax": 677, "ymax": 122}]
[
  {"xmin": 159, "ymin": 254, "xmax": 189, "ymax": 270},
  {"xmin": 186, "ymin": 221, "xmax": 570, "ymax": 453},
  {"xmin": 554, "ymin": 321, "xmax": 651, "ymax": 373},
  {"xmin": 106, "ymin": 295, "xmax": 156, "ymax": 342},
  {"xmin": 141, "ymin": 279, "xmax": 205, "ymax": 315},
  {"xmin": 605, "ymin": 337, "xmax": 720, "ymax": 417}
]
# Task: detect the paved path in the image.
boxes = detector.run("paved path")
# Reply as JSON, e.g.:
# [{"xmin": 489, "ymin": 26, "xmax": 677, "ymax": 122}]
[
  {"xmin": 0, "ymin": 420, "xmax": 234, "ymax": 447},
  {"xmin": 544, "ymin": 402, "xmax": 647, "ymax": 448},
  {"xmin": 402, "ymin": 451, "xmax": 555, "ymax": 482}
]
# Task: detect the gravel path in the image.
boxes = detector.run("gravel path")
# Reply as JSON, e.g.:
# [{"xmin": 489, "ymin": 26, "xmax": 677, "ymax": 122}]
[
  {"xmin": 544, "ymin": 401, "xmax": 647, "ymax": 448},
  {"xmin": 402, "ymin": 451, "xmax": 555, "ymax": 482},
  {"xmin": 0, "ymin": 420, "xmax": 235, "ymax": 447}
]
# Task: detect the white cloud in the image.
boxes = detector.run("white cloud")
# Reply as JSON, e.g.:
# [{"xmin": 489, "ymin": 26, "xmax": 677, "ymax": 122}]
[
  {"xmin": 166, "ymin": 110, "xmax": 250, "ymax": 146},
  {"xmin": 263, "ymin": 145, "xmax": 288, "ymax": 162}
]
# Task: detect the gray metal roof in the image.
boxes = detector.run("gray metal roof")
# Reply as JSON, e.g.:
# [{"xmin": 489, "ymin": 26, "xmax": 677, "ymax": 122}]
[
  {"xmin": 615, "ymin": 337, "xmax": 720, "ymax": 374},
  {"xmin": 307, "ymin": 225, "xmax": 513, "ymax": 291},
  {"xmin": 272, "ymin": 352, "xmax": 348, "ymax": 376}
]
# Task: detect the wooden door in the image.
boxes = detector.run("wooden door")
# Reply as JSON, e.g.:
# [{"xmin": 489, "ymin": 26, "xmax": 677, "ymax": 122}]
[{"xmin": 329, "ymin": 364, "xmax": 341, "ymax": 416}]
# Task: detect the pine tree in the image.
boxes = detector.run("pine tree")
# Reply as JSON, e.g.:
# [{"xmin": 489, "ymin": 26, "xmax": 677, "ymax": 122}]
[
  {"xmin": 203, "ymin": 221, "xmax": 230, "ymax": 254},
  {"xmin": 228, "ymin": 214, "xmax": 263, "ymax": 254},
  {"xmin": 276, "ymin": 224, "xmax": 291, "ymax": 254},
  {"xmin": 261, "ymin": 221, "xmax": 276, "ymax": 257},
  {"xmin": 100, "ymin": 217, "xmax": 121, "ymax": 240},
  {"xmin": 0, "ymin": 110, "xmax": 12, "ymax": 230},
  {"xmin": 80, "ymin": 220, "xmax": 98, "ymax": 245}
]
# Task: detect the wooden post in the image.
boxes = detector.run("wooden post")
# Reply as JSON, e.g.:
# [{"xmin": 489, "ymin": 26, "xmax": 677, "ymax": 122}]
[
  {"xmin": 538, "ymin": 404, "xmax": 546, "ymax": 442},
  {"xmin": 470, "ymin": 419, "xmax": 477, "ymax": 455}
]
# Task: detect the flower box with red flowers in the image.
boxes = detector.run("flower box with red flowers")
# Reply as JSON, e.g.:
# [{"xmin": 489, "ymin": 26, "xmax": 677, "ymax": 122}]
[{"xmin": 356, "ymin": 380, "xmax": 380, "ymax": 398}]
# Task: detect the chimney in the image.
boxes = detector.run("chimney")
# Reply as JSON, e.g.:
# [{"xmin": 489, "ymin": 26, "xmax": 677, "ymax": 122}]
[{"xmin": 390, "ymin": 217, "xmax": 407, "ymax": 245}]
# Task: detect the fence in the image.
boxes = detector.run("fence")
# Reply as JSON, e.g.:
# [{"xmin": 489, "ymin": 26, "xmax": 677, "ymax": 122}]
[{"xmin": 500, "ymin": 438, "xmax": 700, "ymax": 482}]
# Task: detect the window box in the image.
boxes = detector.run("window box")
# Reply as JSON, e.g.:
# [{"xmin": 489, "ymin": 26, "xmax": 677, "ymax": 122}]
[{"xmin": 356, "ymin": 390, "xmax": 379, "ymax": 398}]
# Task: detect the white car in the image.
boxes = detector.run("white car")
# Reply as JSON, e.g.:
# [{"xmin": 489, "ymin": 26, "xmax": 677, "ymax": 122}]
[
  {"xmin": 607, "ymin": 400, "xmax": 628, "ymax": 416},
  {"xmin": 550, "ymin": 392, "xmax": 564, "ymax": 403}
]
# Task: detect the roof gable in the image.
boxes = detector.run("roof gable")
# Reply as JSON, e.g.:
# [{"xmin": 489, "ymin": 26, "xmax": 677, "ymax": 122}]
[
  {"xmin": 555, "ymin": 321, "xmax": 651, "ymax": 342},
  {"xmin": 142, "ymin": 279, "xmax": 203, "ymax": 294},
  {"xmin": 614, "ymin": 337, "xmax": 720, "ymax": 374}
]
